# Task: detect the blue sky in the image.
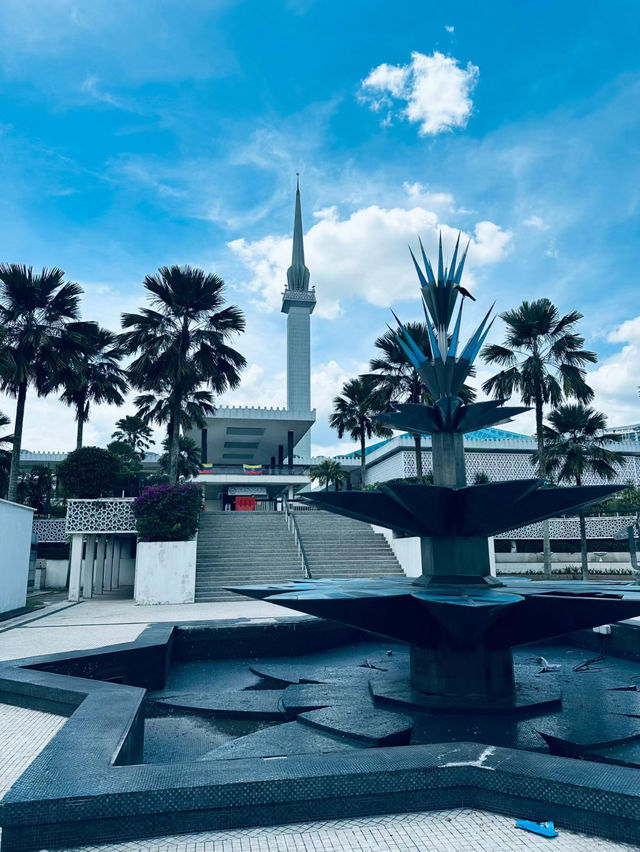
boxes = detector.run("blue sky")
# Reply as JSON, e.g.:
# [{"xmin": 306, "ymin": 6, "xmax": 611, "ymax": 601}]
[{"xmin": 1, "ymin": 0, "xmax": 639, "ymax": 455}]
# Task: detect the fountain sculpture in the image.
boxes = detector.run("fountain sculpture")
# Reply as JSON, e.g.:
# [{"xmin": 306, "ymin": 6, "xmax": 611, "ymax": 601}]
[{"xmin": 230, "ymin": 236, "xmax": 640, "ymax": 711}]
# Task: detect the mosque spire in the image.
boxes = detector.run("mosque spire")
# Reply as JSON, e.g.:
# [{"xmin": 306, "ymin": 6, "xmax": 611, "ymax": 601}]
[{"xmin": 286, "ymin": 174, "xmax": 311, "ymax": 291}]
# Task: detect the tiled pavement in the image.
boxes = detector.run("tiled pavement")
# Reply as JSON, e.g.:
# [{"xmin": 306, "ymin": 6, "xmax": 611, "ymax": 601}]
[
  {"xmin": 60, "ymin": 810, "xmax": 640, "ymax": 851},
  {"xmin": 0, "ymin": 703, "xmax": 66, "ymax": 798},
  {"xmin": 0, "ymin": 598, "xmax": 639, "ymax": 852}
]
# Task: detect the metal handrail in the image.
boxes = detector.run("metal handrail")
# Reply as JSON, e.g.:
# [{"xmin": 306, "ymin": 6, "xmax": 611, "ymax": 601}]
[{"xmin": 284, "ymin": 497, "xmax": 312, "ymax": 579}]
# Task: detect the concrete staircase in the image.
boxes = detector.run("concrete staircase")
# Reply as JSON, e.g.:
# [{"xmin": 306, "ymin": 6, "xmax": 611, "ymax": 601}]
[
  {"xmin": 194, "ymin": 509, "xmax": 405, "ymax": 602},
  {"xmin": 294, "ymin": 510, "xmax": 404, "ymax": 579},
  {"xmin": 195, "ymin": 511, "xmax": 304, "ymax": 602}
]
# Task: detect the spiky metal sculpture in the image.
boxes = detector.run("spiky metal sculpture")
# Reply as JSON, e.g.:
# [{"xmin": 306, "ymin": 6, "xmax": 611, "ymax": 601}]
[
  {"xmin": 377, "ymin": 234, "xmax": 528, "ymax": 485},
  {"xmin": 229, "ymin": 236, "xmax": 640, "ymax": 709}
]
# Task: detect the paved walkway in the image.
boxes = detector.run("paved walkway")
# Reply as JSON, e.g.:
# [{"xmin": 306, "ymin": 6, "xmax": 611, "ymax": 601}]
[
  {"xmin": 57, "ymin": 811, "xmax": 640, "ymax": 851},
  {"xmin": 0, "ymin": 596, "xmax": 638, "ymax": 851},
  {"xmin": 0, "ymin": 592, "xmax": 298, "ymax": 662}
]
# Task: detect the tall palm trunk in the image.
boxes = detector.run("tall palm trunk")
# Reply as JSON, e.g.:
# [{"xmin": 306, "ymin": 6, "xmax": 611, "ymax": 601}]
[
  {"xmin": 413, "ymin": 433, "xmax": 424, "ymax": 483},
  {"xmin": 534, "ymin": 389, "xmax": 553, "ymax": 579},
  {"xmin": 75, "ymin": 393, "xmax": 88, "ymax": 449},
  {"xmin": 7, "ymin": 380, "xmax": 27, "ymax": 503},
  {"xmin": 359, "ymin": 423, "xmax": 367, "ymax": 489},
  {"xmin": 575, "ymin": 474, "xmax": 589, "ymax": 580},
  {"xmin": 168, "ymin": 398, "xmax": 182, "ymax": 483}
]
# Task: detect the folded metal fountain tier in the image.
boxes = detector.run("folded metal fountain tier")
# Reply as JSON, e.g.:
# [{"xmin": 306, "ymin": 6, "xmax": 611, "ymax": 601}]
[
  {"xmin": 298, "ymin": 479, "xmax": 621, "ymax": 539},
  {"xmin": 227, "ymin": 573, "xmax": 640, "ymax": 654}
]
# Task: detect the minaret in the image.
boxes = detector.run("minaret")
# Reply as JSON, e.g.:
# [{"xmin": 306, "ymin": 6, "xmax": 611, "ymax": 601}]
[{"xmin": 281, "ymin": 176, "xmax": 316, "ymax": 461}]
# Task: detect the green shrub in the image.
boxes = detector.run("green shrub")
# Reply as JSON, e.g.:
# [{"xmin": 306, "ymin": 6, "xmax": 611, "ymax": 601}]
[
  {"xmin": 133, "ymin": 483, "xmax": 202, "ymax": 542},
  {"xmin": 57, "ymin": 446, "xmax": 120, "ymax": 498}
]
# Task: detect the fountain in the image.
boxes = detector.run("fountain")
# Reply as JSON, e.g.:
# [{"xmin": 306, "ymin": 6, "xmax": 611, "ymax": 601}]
[{"xmin": 230, "ymin": 236, "xmax": 640, "ymax": 711}]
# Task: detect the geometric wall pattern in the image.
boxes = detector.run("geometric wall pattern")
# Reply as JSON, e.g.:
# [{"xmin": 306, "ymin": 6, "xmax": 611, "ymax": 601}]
[
  {"xmin": 65, "ymin": 499, "xmax": 136, "ymax": 534},
  {"xmin": 494, "ymin": 515, "xmax": 635, "ymax": 540},
  {"xmin": 393, "ymin": 448, "xmax": 640, "ymax": 487},
  {"xmin": 32, "ymin": 519, "xmax": 67, "ymax": 543}
]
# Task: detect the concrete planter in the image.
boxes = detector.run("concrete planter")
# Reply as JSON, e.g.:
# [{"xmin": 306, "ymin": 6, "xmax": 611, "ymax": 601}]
[{"xmin": 134, "ymin": 538, "xmax": 197, "ymax": 605}]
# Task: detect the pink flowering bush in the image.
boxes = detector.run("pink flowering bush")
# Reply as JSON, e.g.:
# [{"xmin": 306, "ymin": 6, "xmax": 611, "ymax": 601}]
[{"xmin": 133, "ymin": 483, "xmax": 202, "ymax": 541}]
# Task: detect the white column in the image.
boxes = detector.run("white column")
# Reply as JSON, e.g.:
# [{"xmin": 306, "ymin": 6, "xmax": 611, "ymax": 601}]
[
  {"xmin": 104, "ymin": 538, "xmax": 114, "ymax": 591},
  {"xmin": 94, "ymin": 536, "xmax": 106, "ymax": 595},
  {"xmin": 82, "ymin": 535, "xmax": 96, "ymax": 598},
  {"xmin": 112, "ymin": 538, "xmax": 122, "ymax": 589},
  {"xmin": 68, "ymin": 534, "xmax": 84, "ymax": 602}
]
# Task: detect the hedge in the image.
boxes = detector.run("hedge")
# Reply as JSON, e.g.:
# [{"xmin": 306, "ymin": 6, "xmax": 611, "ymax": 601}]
[{"xmin": 133, "ymin": 483, "xmax": 202, "ymax": 542}]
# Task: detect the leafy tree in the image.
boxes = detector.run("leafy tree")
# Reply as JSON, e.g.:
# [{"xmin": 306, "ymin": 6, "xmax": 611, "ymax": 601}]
[
  {"xmin": 532, "ymin": 403, "xmax": 624, "ymax": 580},
  {"xmin": 159, "ymin": 435, "xmax": 201, "ymax": 480},
  {"xmin": 0, "ymin": 411, "xmax": 13, "ymax": 499},
  {"xmin": 16, "ymin": 466, "xmax": 53, "ymax": 514},
  {"xmin": 310, "ymin": 458, "xmax": 347, "ymax": 491},
  {"xmin": 57, "ymin": 446, "xmax": 120, "ymax": 498},
  {"xmin": 107, "ymin": 440, "xmax": 143, "ymax": 496},
  {"xmin": 329, "ymin": 376, "xmax": 392, "ymax": 487},
  {"xmin": 368, "ymin": 322, "xmax": 476, "ymax": 483},
  {"xmin": 0, "ymin": 265, "xmax": 86, "ymax": 501},
  {"xmin": 59, "ymin": 325, "xmax": 128, "ymax": 449},
  {"xmin": 592, "ymin": 482, "xmax": 640, "ymax": 516},
  {"xmin": 120, "ymin": 266, "xmax": 245, "ymax": 483},
  {"xmin": 111, "ymin": 415, "xmax": 154, "ymax": 458},
  {"xmin": 482, "ymin": 298, "xmax": 597, "ymax": 578}
]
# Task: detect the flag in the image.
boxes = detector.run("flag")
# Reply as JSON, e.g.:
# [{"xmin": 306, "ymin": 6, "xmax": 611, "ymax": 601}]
[
  {"xmin": 198, "ymin": 463, "xmax": 213, "ymax": 474},
  {"xmin": 243, "ymin": 464, "xmax": 263, "ymax": 475}
]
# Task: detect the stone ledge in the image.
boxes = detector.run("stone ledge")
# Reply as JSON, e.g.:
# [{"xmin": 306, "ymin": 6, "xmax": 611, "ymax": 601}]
[{"xmin": 2, "ymin": 620, "xmax": 640, "ymax": 849}]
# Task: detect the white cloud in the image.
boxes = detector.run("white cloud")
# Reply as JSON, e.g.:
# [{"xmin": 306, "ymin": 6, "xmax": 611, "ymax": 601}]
[
  {"xmin": 312, "ymin": 441, "xmax": 359, "ymax": 459},
  {"xmin": 402, "ymin": 181, "xmax": 455, "ymax": 209},
  {"xmin": 228, "ymin": 201, "xmax": 511, "ymax": 319},
  {"xmin": 523, "ymin": 214, "xmax": 550, "ymax": 231},
  {"xmin": 359, "ymin": 50, "xmax": 479, "ymax": 136},
  {"xmin": 572, "ymin": 316, "xmax": 640, "ymax": 429},
  {"xmin": 445, "ymin": 25, "xmax": 455, "ymax": 33}
]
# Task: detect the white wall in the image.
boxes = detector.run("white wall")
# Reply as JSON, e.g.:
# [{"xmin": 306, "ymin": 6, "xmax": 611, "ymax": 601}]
[
  {"xmin": 43, "ymin": 559, "xmax": 69, "ymax": 589},
  {"xmin": 0, "ymin": 499, "xmax": 35, "ymax": 613},
  {"xmin": 134, "ymin": 538, "xmax": 197, "ymax": 605}
]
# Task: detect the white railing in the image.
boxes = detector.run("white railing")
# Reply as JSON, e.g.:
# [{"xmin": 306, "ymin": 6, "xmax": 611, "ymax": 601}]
[{"xmin": 288, "ymin": 501, "xmax": 318, "ymax": 511}]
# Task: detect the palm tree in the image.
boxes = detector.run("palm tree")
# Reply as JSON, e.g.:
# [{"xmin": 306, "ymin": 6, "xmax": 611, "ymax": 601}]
[
  {"xmin": 532, "ymin": 403, "xmax": 624, "ymax": 580},
  {"xmin": 159, "ymin": 435, "xmax": 201, "ymax": 480},
  {"xmin": 0, "ymin": 411, "xmax": 13, "ymax": 499},
  {"xmin": 134, "ymin": 379, "xmax": 216, "ymax": 437},
  {"xmin": 120, "ymin": 266, "xmax": 245, "ymax": 483},
  {"xmin": 59, "ymin": 324, "xmax": 128, "ymax": 449},
  {"xmin": 368, "ymin": 323, "xmax": 476, "ymax": 483},
  {"xmin": 482, "ymin": 298, "xmax": 597, "ymax": 578},
  {"xmin": 111, "ymin": 415, "xmax": 154, "ymax": 458},
  {"xmin": 310, "ymin": 458, "xmax": 347, "ymax": 491},
  {"xmin": 0, "ymin": 265, "xmax": 85, "ymax": 501},
  {"xmin": 329, "ymin": 376, "xmax": 392, "ymax": 487}
]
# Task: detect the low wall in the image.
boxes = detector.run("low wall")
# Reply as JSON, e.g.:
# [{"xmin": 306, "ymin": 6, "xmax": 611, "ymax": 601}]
[
  {"xmin": 134, "ymin": 539, "xmax": 197, "ymax": 605},
  {"xmin": 42, "ymin": 559, "xmax": 69, "ymax": 589},
  {"xmin": 496, "ymin": 552, "xmax": 633, "ymax": 576},
  {"xmin": 0, "ymin": 499, "xmax": 35, "ymax": 613}
]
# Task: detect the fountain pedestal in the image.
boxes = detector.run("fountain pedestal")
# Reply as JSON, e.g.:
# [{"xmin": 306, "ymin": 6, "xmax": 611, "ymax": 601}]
[
  {"xmin": 409, "ymin": 642, "xmax": 514, "ymax": 701},
  {"xmin": 414, "ymin": 536, "xmax": 498, "ymax": 587}
]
